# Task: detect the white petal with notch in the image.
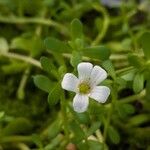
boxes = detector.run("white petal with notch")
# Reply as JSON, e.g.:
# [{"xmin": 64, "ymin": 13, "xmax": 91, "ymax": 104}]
[
  {"xmin": 78, "ymin": 62, "xmax": 93, "ymax": 80},
  {"xmin": 90, "ymin": 86, "xmax": 110, "ymax": 103},
  {"xmin": 61, "ymin": 73, "xmax": 79, "ymax": 92},
  {"xmin": 90, "ymin": 66, "xmax": 107, "ymax": 86},
  {"xmin": 73, "ymin": 94, "xmax": 89, "ymax": 113}
]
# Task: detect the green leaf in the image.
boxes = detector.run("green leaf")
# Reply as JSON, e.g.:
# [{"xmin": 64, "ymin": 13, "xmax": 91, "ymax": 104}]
[
  {"xmin": 121, "ymin": 69, "xmax": 136, "ymax": 81},
  {"xmin": 47, "ymin": 118, "xmax": 62, "ymax": 139},
  {"xmin": 71, "ymin": 19, "xmax": 83, "ymax": 40},
  {"xmin": 0, "ymin": 111, "xmax": 5, "ymax": 120},
  {"xmin": 77, "ymin": 142, "xmax": 88, "ymax": 150},
  {"xmin": 40, "ymin": 56, "xmax": 59, "ymax": 78},
  {"xmin": 11, "ymin": 36, "xmax": 43, "ymax": 56},
  {"xmin": 69, "ymin": 120, "xmax": 85, "ymax": 143},
  {"xmin": 115, "ymin": 77, "xmax": 127, "ymax": 89},
  {"xmin": 102, "ymin": 60, "xmax": 116, "ymax": 79},
  {"xmin": 140, "ymin": 32, "xmax": 150, "ymax": 59},
  {"xmin": 68, "ymin": 39, "xmax": 84, "ymax": 50},
  {"xmin": 44, "ymin": 37, "xmax": 70, "ymax": 53},
  {"xmin": 108, "ymin": 126, "xmax": 120, "ymax": 144},
  {"xmin": 133, "ymin": 73, "xmax": 144, "ymax": 93},
  {"xmin": 128, "ymin": 114, "xmax": 150, "ymax": 127},
  {"xmin": 88, "ymin": 140, "xmax": 104, "ymax": 150},
  {"xmin": 33, "ymin": 75, "xmax": 52, "ymax": 93},
  {"xmin": 0, "ymin": 37, "xmax": 9, "ymax": 53},
  {"xmin": 70, "ymin": 51, "xmax": 82, "ymax": 67},
  {"xmin": 89, "ymin": 101, "xmax": 106, "ymax": 117},
  {"xmin": 44, "ymin": 134, "xmax": 63, "ymax": 150},
  {"xmin": 116, "ymin": 103, "xmax": 135, "ymax": 118},
  {"xmin": 83, "ymin": 46, "xmax": 110, "ymax": 61},
  {"xmin": 2, "ymin": 118, "xmax": 32, "ymax": 136},
  {"xmin": 146, "ymin": 79, "xmax": 150, "ymax": 101},
  {"xmin": 40, "ymin": 57, "xmax": 55, "ymax": 73},
  {"xmin": 48, "ymin": 83, "xmax": 61, "ymax": 106},
  {"xmin": 87, "ymin": 121, "xmax": 101, "ymax": 136},
  {"xmin": 74, "ymin": 112, "xmax": 90, "ymax": 124},
  {"xmin": 31, "ymin": 134, "xmax": 43, "ymax": 148},
  {"xmin": 2, "ymin": 61, "xmax": 27, "ymax": 74},
  {"xmin": 128, "ymin": 54, "xmax": 144, "ymax": 68}
]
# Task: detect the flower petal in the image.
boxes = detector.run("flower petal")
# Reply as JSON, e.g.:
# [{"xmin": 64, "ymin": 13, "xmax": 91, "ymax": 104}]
[
  {"xmin": 90, "ymin": 86, "xmax": 110, "ymax": 103},
  {"xmin": 61, "ymin": 73, "xmax": 79, "ymax": 92},
  {"xmin": 77, "ymin": 62, "xmax": 93, "ymax": 80},
  {"xmin": 73, "ymin": 94, "xmax": 89, "ymax": 113},
  {"xmin": 90, "ymin": 66, "xmax": 107, "ymax": 85}
]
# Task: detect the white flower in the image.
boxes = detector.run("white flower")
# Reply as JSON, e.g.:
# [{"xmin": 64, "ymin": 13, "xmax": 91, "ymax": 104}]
[{"xmin": 61, "ymin": 62, "xmax": 110, "ymax": 113}]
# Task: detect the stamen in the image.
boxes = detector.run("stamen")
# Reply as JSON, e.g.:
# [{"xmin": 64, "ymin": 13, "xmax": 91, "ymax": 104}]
[{"xmin": 78, "ymin": 82, "xmax": 91, "ymax": 94}]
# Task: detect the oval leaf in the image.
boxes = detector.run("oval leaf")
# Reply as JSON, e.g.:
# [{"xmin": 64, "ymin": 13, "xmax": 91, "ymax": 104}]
[
  {"xmin": 33, "ymin": 75, "xmax": 52, "ymax": 93},
  {"xmin": 140, "ymin": 32, "xmax": 150, "ymax": 59},
  {"xmin": 44, "ymin": 37, "xmax": 70, "ymax": 53},
  {"xmin": 108, "ymin": 126, "xmax": 120, "ymax": 144},
  {"xmin": 71, "ymin": 18, "xmax": 83, "ymax": 40},
  {"xmin": 133, "ymin": 73, "xmax": 144, "ymax": 93},
  {"xmin": 48, "ymin": 83, "xmax": 61, "ymax": 106},
  {"xmin": 0, "ymin": 37, "xmax": 9, "ymax": 53},
  {"xmin": 83, "ymin": 46, "xmax": 110, "ymax": 61}
]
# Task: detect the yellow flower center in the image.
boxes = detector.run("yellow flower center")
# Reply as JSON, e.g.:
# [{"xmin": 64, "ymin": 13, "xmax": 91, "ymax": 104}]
[{"xmin": 78, "ymin": 82, "xmax": 91, "ymax": 94}]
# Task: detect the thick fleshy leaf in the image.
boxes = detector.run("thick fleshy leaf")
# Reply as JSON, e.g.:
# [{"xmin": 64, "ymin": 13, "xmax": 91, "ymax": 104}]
[
  {"xmin": 73, "ymin": 94, "xmax": 89, "ymax": 113},
  {"xmin": 11, "ymin": 36, "xmax": 43, "ymax": 56},
  {"xmin": 61, "ymin": 73, "xmax": 79, "ymax": 92},
  {"xmin": 33, "ymin": 75, "xmax": 53, "ymax": 93},
  {"xmin": 0, "ymin": 37, "xmax": 9, "ymax": 53},
  {"xmin": 87, "ymin": 121, "xmax": 101, "ymax": 137},
  {"xmin": 116, "ymin": 103, "xmax": 135, "ymax": 118},
  {"xmin": 44, "ymin": 37, "xmax": 70, "ymax": 53},
  {"xmin": 2, "ymin": 118, "xmax": 32, "ymax": 136},
  {"xmin": 102, "ymin": 60, "xmax": 116, "ymax": 79},
  {"xmin": 48, "ymin": 83, "xmax": 61, "ymax": 106},
  {"xmin": 140, "ymin": 32, "xmax": 150, "ymax": 59},
  {"xmin": 71, "ymin": 19, "xmax": 83, "ymax": 40},
  {"xmin": 127, "ymin": 114, "xmax": 150, "ymax": 127},
  {"xmin": 82, "ymin": 46, "xmax": 110, "ymax": 60},
  {"xmin": 128, "ymin": 54, "xmax": 144, "ymax": 68},
  {"xmin": 108, "ymin": 126, "xmax": 120, "ymax": 144},
  {"xmin": 90, "ymin": 66, "xmax": 107, "ymax": 85},
  {"xmin": 88, "ymin": 140, "xmax": 104, "ymax": 150},
  {"xmin": 47, "ymin": 118, "xmax": 62, "ymax": 139},
  {"xmin": 40, "ymin": 56, "xmax": 58, "ymax": 78},
  {"xmin": 90, "ymin": 86, "xmax": 110, "ymax": 103},
  {"xmin": 77, "ymin": 62, "xmax": 93, "ymax": 80},
  {"xmin": 70, "ymin": 51, "xmax": 82, "ymax": 67},
  {"xmin": 40, "ymin": 56, "xmax": 55, "ymax": 73},
  {"xmin": 69, "ymin": 120, "xmax": 85, "ymax": 143},
  {"xmin": 133, "ymin": 73, "xmax": 144, "ymax": 93}
]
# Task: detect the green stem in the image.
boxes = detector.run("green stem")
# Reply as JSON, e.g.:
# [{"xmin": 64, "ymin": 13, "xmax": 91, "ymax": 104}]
[
  {"xmin": 103, "ymin": 105, "xmax": 113, "ymax": 141},
  {"xmin": 17, "ymin": 67, "xmax": 31, "ymax": 100},
  {"xmin": 103, "ymin": 85, "xmax": 117, "ymax": 141},
  {"xmin": 92, "ymin": 4, "xmax": 110, "ymax": 45},
  {"xmin": 44, "ymin": 134, "xmax": 64, "ymax": 150},
  {"xmin": 62, "ymin": 53, "xmax": 128, "ymax": 62},
  {"xmin": 0, "ymin": 16, "xmax": 68, "ymax": 35},
  {"xmin": 16, "ymin": 143, "xmax": 30, "ymax": 150},
  {"xmin": 0, "ymin": 136, "xmax": 32, "ymax": 143},
  {"xmin": 105, "ymin": 90, "xmax": 146, "ymax": 109},
  {"xmin": 0, "ymin": 52, "xmax": 41, "ymax": 68},
  {"xmin": 17, "ymin": 8, "xmax": 47, "ymax": 100},
  {"xmin": 60, "ymin": 91, "xmax": 70, "ymax": 142},
  {"xmin": 119, "ymin": 90, "xmax": 145, "ymax": 103},
  {"xmin": 116, "ymin": 66, "xmax": 134, "ymax": 74}
]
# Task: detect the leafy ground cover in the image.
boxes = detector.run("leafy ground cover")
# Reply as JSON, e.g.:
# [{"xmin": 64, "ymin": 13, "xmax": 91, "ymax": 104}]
[{"xmin": 0, "ymin": 0, "xmax": 150, "ymax": 149}]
